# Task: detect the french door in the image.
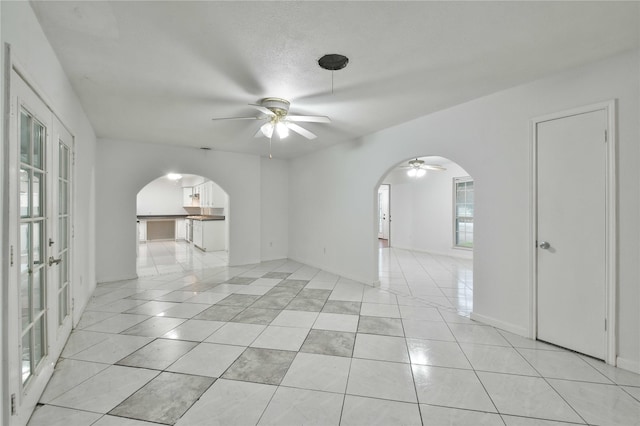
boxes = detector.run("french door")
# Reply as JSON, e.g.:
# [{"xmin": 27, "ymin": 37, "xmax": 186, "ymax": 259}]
[{"xmin": 7, "ymin": 69, "xmax": 74, "ymax": 425}]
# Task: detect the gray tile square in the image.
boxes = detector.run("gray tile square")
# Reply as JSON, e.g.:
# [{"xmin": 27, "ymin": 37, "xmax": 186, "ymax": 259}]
[
  {"xmin": 121, "ymin": 317, "xmax": 187, "ymax": 338},
  {"xmin": 225, "ymin": 276, "xmax": 257, "ymax": 285},
  {"xmin": 297, "ymin": 289, "xmax": 331, "ymax": 300},
  {"xmin": 300, "ymin": 329, "xmax": 355, "ymax": 357},
  {"xmin": 109, "ymin": 372, "xmax": 214, "ymax": 424},
  {"xmin": 277, "ymin": 279, "xmax": 309, "ymax": 290},
  {"xmin": 193, "ymin": 305, "xmax": 245, "ymax": 321},
  {"xmin": 231, "ymin": 308, "xmax": 280, "ymax": 325},
  {"xmin": 250, "ymin": 295, "xmax": 293, "ymax": 310},
  {"xmin": 358, "ymin": 316, "xmax": 404, "ymax": 337},
  {"xmin": 222, "ymin": 348, "xmax": 296, "ymax": 385},
  {"xmin": 264, "ymin": 287, "xmax": 301, "ymax": 299},
  {"xmin": 322, "ymin": 301, "xmax": 362, "ymax": 315},
  {"xmin": 286, "ymin": 297, "xmax": 325, "ymax": 312},
  {"xmin": 116, "ymin": 339, "xmax": 197, "ymax": 370},
  {"xmin": 263, "ymin": 272, "xmax": 291, "ymax": 279},
  {"xmin": 216, "ymin": 294, "xmax": 261, "ymax": 307}
]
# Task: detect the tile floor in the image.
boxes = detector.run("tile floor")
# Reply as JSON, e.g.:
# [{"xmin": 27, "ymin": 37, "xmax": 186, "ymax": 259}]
[{"xmin": 28, "ymin": 242, "xmax": 640, "ymax": 425}]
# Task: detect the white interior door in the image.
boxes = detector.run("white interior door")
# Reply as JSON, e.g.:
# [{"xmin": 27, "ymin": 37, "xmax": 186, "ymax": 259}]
[
  {"xmin": 378, "ymin": 185, "xmax": 390, "ymax": 240},
  {"xmin": 536, "ymin": 108, "xmax": 607, "ymax": 360},
  {"xmin": 7, "ymin": 69, "xmax": 74, "ymax": 425}
]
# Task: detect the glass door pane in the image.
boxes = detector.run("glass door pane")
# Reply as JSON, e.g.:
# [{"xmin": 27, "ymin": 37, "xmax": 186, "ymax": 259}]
[
  {"xmin": 18, "ymin": 109, "xmax": 48, "ymax": 386},
  {"xmin": 56, "ymin": 139, "xmax": 72, "ymax": 326}
]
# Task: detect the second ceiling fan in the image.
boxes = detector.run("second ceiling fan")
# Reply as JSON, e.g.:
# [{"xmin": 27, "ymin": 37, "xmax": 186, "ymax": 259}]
[{"xmin": 212, "ymin": 97, "xmax": 330, "ymax": 140}]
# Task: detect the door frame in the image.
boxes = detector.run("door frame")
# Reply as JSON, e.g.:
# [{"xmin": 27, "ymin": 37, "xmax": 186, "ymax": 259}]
[
  {"xmin": 529, "ymin": 100, "xmax": 617, "ymax": 365},
  {"xmin": 377, "ymin": 184, "xmax": 391, "ymax": 243},
  {"xmin": 3, "ymin": 47, "xmax": 76, "ymax": 425}
]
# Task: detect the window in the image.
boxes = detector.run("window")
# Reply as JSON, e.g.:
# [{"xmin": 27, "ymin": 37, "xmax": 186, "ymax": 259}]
[{"xmin": 454, "ymin": 177, "xmax": 473, "ymax": 249}]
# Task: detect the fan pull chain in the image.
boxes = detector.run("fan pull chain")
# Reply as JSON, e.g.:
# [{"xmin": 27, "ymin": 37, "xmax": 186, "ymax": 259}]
[{"xmin": 269, "ymin": 135, "xmax": 273, "ymax": 159}]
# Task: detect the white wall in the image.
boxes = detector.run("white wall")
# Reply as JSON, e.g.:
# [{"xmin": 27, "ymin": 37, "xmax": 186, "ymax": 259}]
[
  {"xmin": 288, "ymin": 50, "xmax": 640, "ymax": 372},
  {"xmin": 137, "ymin": 178, "xmax": 185, "ymax": 215},
  {"xmin": 261, "ymin": 158, "xmax": 289, "ymax": 261},
  {"xmin": 1, "ymin": 2, "xmax": 98, "ymax": 423},
  {"xmin": 383, "ymin": 161, "xmax": 472, "ymax": 258},
  {"xmin": 96, "ymin": 139, "xmax": 289, "ymax": 282}
]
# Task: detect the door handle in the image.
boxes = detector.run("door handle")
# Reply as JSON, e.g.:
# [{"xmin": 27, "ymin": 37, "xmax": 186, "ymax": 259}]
[
  {"xmin": 48, "ymin": 256, "xmax": 62, "ymax": 266},
  {"xmin": 538, "ymin": 241, "xmax": 551, "ymax": 250}
]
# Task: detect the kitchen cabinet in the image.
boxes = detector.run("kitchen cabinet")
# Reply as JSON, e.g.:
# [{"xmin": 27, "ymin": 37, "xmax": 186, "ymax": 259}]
[
  {"xmin": 175, "ymin": 219, "xmax": 186, "ymax": 240},
  {"xmin": 183, "ymin": 187, "xmax": 198, "ymax": 207},
  {"xmin": 192, "ymin": 219, "xmax": 225, "ymax": 252},
  {"xmin": 138, "ymin": 220, "xmax": 147, "ymax": 242}
]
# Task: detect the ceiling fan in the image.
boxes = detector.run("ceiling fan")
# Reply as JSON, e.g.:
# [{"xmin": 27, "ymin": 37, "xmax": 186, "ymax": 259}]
[
  {"xmin": 211, "ymin": 97, "xmax": 330, "ymax": 140},
  {"xmin": 401, "ymin": 158, "xmax": 447, "ymax": 177}
]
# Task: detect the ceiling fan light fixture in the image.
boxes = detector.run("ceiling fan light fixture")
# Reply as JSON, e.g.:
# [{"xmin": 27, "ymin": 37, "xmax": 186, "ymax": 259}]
[
  {"xmin": 416, "ymin": 168, "xmax": 426, "ymax": 177},
  {"xmin": 276, "ymin": 121, "xmax": 289, "ymax": 138},
  {"xmin": 407, "ymin": 168, "xmax": 417, "ymax": 177},
  {"xmin": 260, "ymin": 122, "xmax": 274, "ymax": 138}
]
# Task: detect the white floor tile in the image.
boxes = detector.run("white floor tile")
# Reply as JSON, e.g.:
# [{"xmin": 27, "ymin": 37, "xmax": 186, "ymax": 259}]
[
  {"xmin": 167, "ymin": 342, "xmax": 244, "ymax": 377},
  {"xmin": 353, "ymin": 333, "xmax": 409, "ymax": 363},
  {"xmin": 281, "ymin": 352, "xmax": 351, "ymax": 393},
  {"xmin": 313, "ymin": 313, "xmax": 359, "ymax": 332},
  {"xmin": 27, "ymin": 405, "xmax": 102, "ymax": 426},
  {"xmin": 477, "ymin": 371, "xmax": 583, "ymax": 423},
  {"xmin": 176, "ymin": 379, "xmax": 276, "ymax": 426},
  {"xmin": 402, "ymin": 319, "xmax": 455, "ymax": 341},
  {"xmin": 258, "ymin": 387, "xmax": 343, "ymax": 426},
  {"xmin": 412, "ymin": 365, "xmax": 496, "ymax": 412},
  {"xmin": 271, "ymin": 310, "xmax": 319, "ymax": 328},
  {"xmin": 460, "ymin": 343, "xmax": 539, "ymax": 376},
  {"xmin": 250, "ymin": 326, "xmax": 310, "ymax": 351},
  {"xmin": 49, "ymin": 365, "xmax": 158, "ymax": 413},
  {"xmin": 406, "ymin": 338, "xmax": 472, "ymax": 369},
  {"xmin": 419, "ymin": 404, "xmax": 503, "ymax": 426},
  {"xmin": 205, "ymin": 322, "xmax": 266, "ymax": 346},
  {"xmin": 347, "ymin": 358, "xmax": 417, "ymax": 403},
  {"xmin": 341, "ymin": 395, "xmax": 421, "ymax": 426},
  {"xmin": 548, "ymin": 378, "xmax": 640, "ymax": 425}
]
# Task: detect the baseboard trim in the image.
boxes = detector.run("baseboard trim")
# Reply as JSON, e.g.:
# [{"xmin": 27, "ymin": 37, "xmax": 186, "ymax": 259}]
[
  {"xmin": 390, "ymin": 245, "xmax": 473, "ymax": 260},
  {"xmin": 97, "ymin": 273, "xmax": 138, "ymax": 284},
  {"xmin": 616, "ymin": 356, "xmax": 640, "ymax": 374},
  {"xmin": 470, "ymin": 312, "xmax": 528, "ymax": 337}
]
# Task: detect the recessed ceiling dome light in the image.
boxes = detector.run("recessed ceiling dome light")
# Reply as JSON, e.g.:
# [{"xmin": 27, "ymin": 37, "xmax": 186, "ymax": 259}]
[
  {"xmin": 166, "ymin": 173, "xmax": 182, "ymax": 181},
  {"xmin": 318, "ymin": 54, "xmax": 349, "ymax": 71}
]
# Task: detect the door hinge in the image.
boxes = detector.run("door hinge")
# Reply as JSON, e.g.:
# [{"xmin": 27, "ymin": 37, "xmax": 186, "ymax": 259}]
[
  {"xmin": 604, "ymin": 318, "xmax": 607, "ymax": 331},
  {"xmin": 10, "ymin": 245, "xmax": 14, "ymax": 266},
  {"xmin": 72, "ymin": 152, "xmax": 76, "ymax": 166},
  {"xmin": 604, "ymin": 130, "xmax": 608, "ymax": 143},
  {"xmin": 10, "ymin": 393, "xmax": 16, "ymax": 415}
]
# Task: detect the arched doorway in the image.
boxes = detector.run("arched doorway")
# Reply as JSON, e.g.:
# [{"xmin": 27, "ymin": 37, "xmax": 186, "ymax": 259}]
[
  {"xmin": 136, "ymin": 173, "xmax": 229, "ymax": 277},
  {"xmin": 375, "ymin": 156, "xmax": 474, "ymax": 316}
]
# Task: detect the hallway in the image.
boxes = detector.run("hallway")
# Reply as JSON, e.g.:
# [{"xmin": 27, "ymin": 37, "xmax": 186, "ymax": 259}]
[{"xmin": 27, "ymin": 245, "xmax": 640, "ymax": 425}]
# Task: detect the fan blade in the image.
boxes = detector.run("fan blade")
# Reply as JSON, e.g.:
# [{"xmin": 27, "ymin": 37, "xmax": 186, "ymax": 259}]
[
  {"xmin": 211, "ymin": 116, "xmax": 261, "ymax": 121},
  {"xmin": 255, "ymin": 122, "xmax": 273, "ymax": 139},
  {"xmin": 285, "ymin": 115, "xmax": 331, "ymax": 123},
  {"xmin": 424, "ymin": 165, "xmax": 446, "ymax": 171},
  {"xmin": 249, "ymin": 104, "xmax": 276, "ymax": 117},
  {"xmin": 286, "ymin": 122, "xmax": 317, "ymax": 140}
]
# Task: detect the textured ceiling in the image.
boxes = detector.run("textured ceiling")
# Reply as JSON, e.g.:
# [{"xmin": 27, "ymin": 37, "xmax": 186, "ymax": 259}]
[{"xmin": 30, "ymin": 1, "xmax": 639, "ymax": 159}]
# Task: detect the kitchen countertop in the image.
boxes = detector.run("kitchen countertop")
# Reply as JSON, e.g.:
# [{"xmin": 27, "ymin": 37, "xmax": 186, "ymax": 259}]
[
  {"xmin": 186, "ymin": 215, "xmax": 226, "ymax": 221},
  {"xmin": 137, "ymin": 215, "xmax": 189, "ymax": 220}
]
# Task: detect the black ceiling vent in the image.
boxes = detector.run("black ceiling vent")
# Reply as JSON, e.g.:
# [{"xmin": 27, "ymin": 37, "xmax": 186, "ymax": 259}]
[{"xmin": 318, "ymin": 54, "xmax": 349, "ymax": 71}]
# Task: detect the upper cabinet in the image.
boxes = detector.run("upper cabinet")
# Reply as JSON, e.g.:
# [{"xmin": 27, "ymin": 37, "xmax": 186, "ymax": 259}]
[
  {"xmin": 183, "ymin": 186, "xmax": 197, "ymax": 207},
  {"xmin": 198, "ymin": 181, "xmax": 225, "ymax": 208},
  {"xmin": 184, "ymin": 180, "xmax": 225, "ymax": 209}
]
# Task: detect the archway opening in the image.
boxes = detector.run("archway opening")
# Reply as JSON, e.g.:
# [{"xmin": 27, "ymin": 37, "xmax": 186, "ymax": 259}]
[
  {"xmin": 136, "ymin": 173, "xmax": 229, "ymax": 277},
  {"xmin": 376, "ymin": 156, "xmax": 474, "ymax": 316}
]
